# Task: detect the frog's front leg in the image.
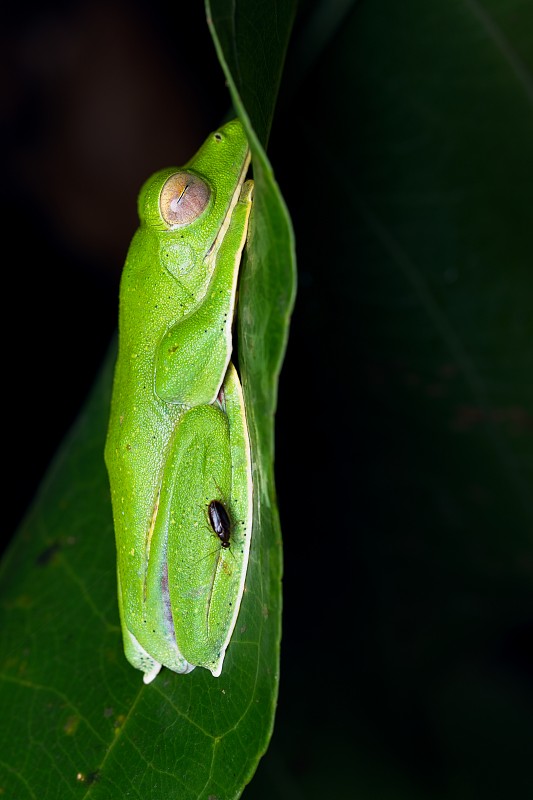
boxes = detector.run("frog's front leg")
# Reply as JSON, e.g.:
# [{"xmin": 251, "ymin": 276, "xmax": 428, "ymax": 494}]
[{"xmin": 155, "ymin": 181, "xmax": 254, "ymax": 407}]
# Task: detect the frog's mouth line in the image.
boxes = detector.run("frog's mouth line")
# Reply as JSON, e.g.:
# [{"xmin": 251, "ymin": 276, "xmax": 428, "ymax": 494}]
[{"xmin": 204, "ymin": 149, "xmax": 251, "ymax": 261}]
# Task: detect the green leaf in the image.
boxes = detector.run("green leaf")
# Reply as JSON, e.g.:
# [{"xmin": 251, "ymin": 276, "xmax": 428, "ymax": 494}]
[
  {"xmin": 207, "ymin": 0, "xmax": 297, "ymax": 148},
  {"xmin": 0, "ymin": 3, "xmax": 296, "ymax": 798}
]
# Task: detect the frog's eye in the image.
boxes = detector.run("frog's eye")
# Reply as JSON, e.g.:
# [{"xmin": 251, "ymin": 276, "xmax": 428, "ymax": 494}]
[{"xmin": 160, "ymin": 172, "xmax": 210, "ymax": 226}]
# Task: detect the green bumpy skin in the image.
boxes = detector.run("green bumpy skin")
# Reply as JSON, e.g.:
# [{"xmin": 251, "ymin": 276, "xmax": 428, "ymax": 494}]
[{"xmin": 105, "ymin": 120, "xmax": 253, "ymax": 683}]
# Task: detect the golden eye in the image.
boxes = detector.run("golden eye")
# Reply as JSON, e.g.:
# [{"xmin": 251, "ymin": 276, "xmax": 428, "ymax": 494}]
[{"xmin": 160, "ymin": 172, "xmax": 210, "ymax": 226}]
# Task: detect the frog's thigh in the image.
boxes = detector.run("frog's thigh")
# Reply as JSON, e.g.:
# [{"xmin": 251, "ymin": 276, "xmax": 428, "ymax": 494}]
[{"xmin": 162, "ymin": 405, "xmax": 233, "ymax": 668}]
